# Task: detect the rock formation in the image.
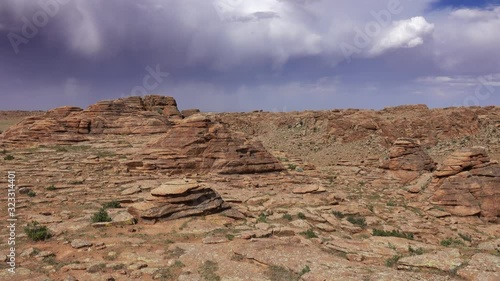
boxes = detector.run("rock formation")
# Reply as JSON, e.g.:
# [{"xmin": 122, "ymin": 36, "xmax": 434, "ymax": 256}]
[
  {"xmin": 0, "ymin": 95, "xmax": 180, "ymax": 145},
  {"xmin": 380, "ymin": 138, "xmax": 436, "ymax": 183},
  {"xmin": 431, "ymin": 147, "xmax": 500, "ymax": 222},
  {"xmin": 381, "ymin": 138, "xmax": 436, "ymax": 172},
  {"xmin": 128, "ymin": 180, "xmax": 228, "ymax": 223},
  {"xmin": 181, "ymin": 109, "xmax": 201, "ymax": 118},
  {"xmin": 125, "ymin": 114, "xmax": 285, "ymax": 174}
]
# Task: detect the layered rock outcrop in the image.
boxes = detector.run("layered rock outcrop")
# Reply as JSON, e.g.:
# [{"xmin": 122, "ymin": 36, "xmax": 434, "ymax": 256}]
[
  {"xmin": 126, "ymin": 114, "xmax": 285, "ymax": 174},
  {"xmin": 128, "ymin": 180, "xmax": 228, "ymax": 223},
  {"xmin": 381, "ymin": 138, "xmax": 436, "ymax": 172},
  {"xmin": 430, "ymin": 147, "xmax": 500, "ymax": 222},
  {"xmin": 380, "ymin": 138, "xmax": 436, "ymax": 184},
  {"xmin": 0, "ymin": 95, "xmax": 179, "ymax": 145}
]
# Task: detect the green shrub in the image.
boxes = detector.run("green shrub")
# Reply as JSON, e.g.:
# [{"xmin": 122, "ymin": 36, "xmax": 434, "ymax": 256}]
[
  {"xmin": 440, "ymin": 238, "xmax": 464, "ymax": 247},
  {"xmin": 102, "ymin": 201, "xmax": 121, "ymax": 209},
  {"xmin": 297, "ymin": 212, "xmax": 306, "ymax": 220},
  {"xmin": 46, "ymin": 185, "xmax": 56, "ymax": 191},
  {"xmin": 385, "ymin": 255, "xmax": 401, "ymax": 267},
  {"xmin": 373, "ymin": 229, "xmax": 414, "ymax": 240},
  {"xmin": 24, "ymin": 221, "xmax": 52, "ymax": 241},
  {"xmin": 386, "ymin": 200, "xmax": 396, "ymax": 207},
  {"xmin": 4, "ymin": 154, "xmax": 14, "ymax": 160},
  {"xmin": 408, "ymin": 246, "xmax": 424, "ymax": 255},
  {"xmin": 91, "ymin": 208, "xmax": 112, "ymax": 223},
  {"xmin": 347, "ymin": 216, "xmax": 366, "ymax": 228},
  {"xmin": 332, "ymin": 211, "xmax": 345, "ymax": 219},
  {"xmin": 282, "ymin": 214, "xmax": 293, "ymax": 221},
  {"xmin": 257, "ymin": 213, "xmax": 267, "ymax": 223},
  {"xmin": 27, "ymin": 190, "xmax": 36, "ymax": 197},
  {"xmin": 226, "ymin": 234, "xmax": 235, "ymax": 241},
  {"xmin": 300, "ymin": 265, "xmax": 311, "ymax": 276},
  {"xmin": 301, "ymin": 229, "xmax": 318, "ymax": 239},
  {"xmin": 288, "ymin": 164, "xmax": 297, "ymax": 170},
  {"xmin": 459, "ymin": 233, "xmax": 472, "ymax": 242}
]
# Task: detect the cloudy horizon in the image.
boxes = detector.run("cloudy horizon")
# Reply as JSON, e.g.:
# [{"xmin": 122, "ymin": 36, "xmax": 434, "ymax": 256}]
[{"xmin": 1, "ymin": 0, "xmax": 499, "ymax": 112}]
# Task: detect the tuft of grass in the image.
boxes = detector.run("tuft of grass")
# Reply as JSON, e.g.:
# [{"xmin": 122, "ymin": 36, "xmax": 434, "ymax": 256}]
[
  {"xmin": 386, "ymin": 200, "xmax": 397, "ymax": 207},
  {"xmin": 385, "ymin": 255, "xmax": 401, "ymax": 267},
  {"xmin": 91, "ymin": 208, "xmax": 112, "ymax": 223},
  {"xmin": 167, "ymin": 247, "xmax": 186, "ymax": 259},
  {"xmin": 24, "ymin": 221, "xmax": 52, "ymax": 241},
  {"xmin": 225, "ymin": 234, "xmax": 235, "ymax": 241},
  {"xmin": 288, "ymin": 164, "xmax": 297, "ymax": 170},
  {"xmin": 301, "ymin": 229, "xmax": 318, "ymax": 239},
  {"xmin": 458, "ymin": 233, "xmax": 472, "ymax": 242},
  {"xmin": 408, "ymin": 246, "xmax": 425, "ymax": 255},
  {"xmin": 102, "ymin": 200, "xmax": 121, "ymax": 209},
  {"xmin": 265, "ymin": 265, "xmax": 300, "ymax": 281},
  {"xmin": 257, "ymin": 213, "xmax": 268, "ymax": 223},
  {"xmin": 373, "ymin": 229, "xmax": 414, "ymax": 240},
  {"xmin": 27, "ymin": 190, "xmax": 36, "ymax": 197},
  {"xmin": 300, "ymin": 265, "xmax": 311, "ymax": 276},
  {"xmin": 46, "ymin": 185, "xmax": 57, "ymax": 191},
  {"xmin": 347, "ymin": 216, "xmax": 367, "ymax": 228},
  {"xmin": 332, "ymin": 211, "xmax": 345, "ymax": 219},
  {"xmin": 297, "ymin": 212, "xmax": 306, "ymax": 220},
  {"xmin": 440, "ymin": 238, "xmax": 464, "ymax": 247},
  {"xmin": 69, "ymin": 180, "xmax": 84, "ymax": 185},
  {"xmin": 198, "ymin": 260, "xmax": 221, "ymax": 281},
  {"xmin": 282, "ymin": 213, "xmax": 293, "ymax": 221},
  {"xmin": 96, "ymin": 150, "xmax": 116, "ymax": 158},
  {"xmin": 4, "ymin": 154, "xmax": 14, "ymax": 160}
]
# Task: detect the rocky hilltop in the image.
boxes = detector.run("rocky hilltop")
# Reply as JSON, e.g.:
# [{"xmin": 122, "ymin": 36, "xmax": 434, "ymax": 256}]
[
  {"xmin": 0, "ymin": 95, "xmax": 180, "ymax": 145},
  {"xmin": 0, "ymin": 96, "xmax": 499, "ymax": 281}
]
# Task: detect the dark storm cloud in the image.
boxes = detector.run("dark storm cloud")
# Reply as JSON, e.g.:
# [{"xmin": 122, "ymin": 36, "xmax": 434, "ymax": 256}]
[{"xmin": 0, "ymin": 0, "xmax": 499, "ymax": 111}]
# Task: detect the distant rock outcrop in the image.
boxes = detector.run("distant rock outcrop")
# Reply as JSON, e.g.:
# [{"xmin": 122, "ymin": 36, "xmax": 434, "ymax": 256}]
[
  {"xmin": 128, "ymin": 179, "xmax": 229, "ymax": 223},
  {"xmin": 430, "ymin": 147, "xmax": 500, "ymax": 222},
  {"xmin": 0, "ymin": 95, "xmax": 180, "ymax": 145},
  {"xmin": 380, "ymin": 138, "xmax": 436, "ymax": 184},
  {"xmin": 381, "ymin": 138, "xmax": 436, "ymax": 172},
  {"xmin": 125, "ymin": 114, "xmax": 285, "ymax": 174}
]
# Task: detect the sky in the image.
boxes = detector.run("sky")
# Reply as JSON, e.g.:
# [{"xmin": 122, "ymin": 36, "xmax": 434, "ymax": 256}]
[{"xmin": 0, "ymin": 0, "xmax": 499, "ymax": 112}]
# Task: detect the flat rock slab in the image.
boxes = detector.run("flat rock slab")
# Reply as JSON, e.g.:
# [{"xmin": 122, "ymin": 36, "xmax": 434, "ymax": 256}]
[
  {"xmin": 458, "ymin": 253, "xmax": 500, "ymax": 281},
  {"xmin": 71, "ymin": 239, "xmax": 93, "ymax": 249},
  {"xmin": 292, "ymin": 184, "xmax": 326, "ymax": 194},
  {"xmin": 121, "ymin": 186, "xmax": 141, "ymax": 195},
  {"xmin": 398, "ymin": 248, "xmax": 464, "ymax": 272},
  {"xmin": 151, "ymin": 183, "xmax": 199, "ymax": 196}
]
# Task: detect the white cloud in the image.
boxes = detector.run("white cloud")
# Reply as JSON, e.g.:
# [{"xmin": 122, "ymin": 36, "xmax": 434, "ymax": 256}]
[
  {"xmin": 369, "ymin": 16, "xmax": 434, "ymax": 56},
  {"xmin": 428, "ymin": 7, "xmax": 500, "ymax": 73},
  {"xmin": 64, "ymin": 1, "xmax": 102, "ymax": 56}
]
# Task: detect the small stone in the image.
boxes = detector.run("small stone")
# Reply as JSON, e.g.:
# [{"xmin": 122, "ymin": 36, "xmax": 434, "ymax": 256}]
[
  {"xmin": 293, "ymin": 184, "xmax": 322, "ymax": 194},
  {"xmin": 87, "ymin": 263, "xmax": 106, "ymax": 273},
  {"xmin": 63, "ymin": 275, "xmax": 78, "ymax": 281},
  {"xmin": 128, "ymin": 262, "xmax": 148, "ymax": 270},
  {"xmin": 121, "ymin": 186, "xmax": 141, "ymax": 195},
  {"xmin": 71, "ymin": 239, "xmax": 93, "ymax": 249},
  {"xmin": 20, "ymin": 247, "xmax": 37, "ymax": 257},
  {"xmin": 202, "ymin": 236, "xmax": 228, "ymax": 244}
]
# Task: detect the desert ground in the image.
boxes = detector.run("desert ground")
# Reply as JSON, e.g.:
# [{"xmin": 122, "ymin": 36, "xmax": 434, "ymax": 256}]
[{"xmin": 0, "ymin": 95, "xmax": 499, "ymax": 281}]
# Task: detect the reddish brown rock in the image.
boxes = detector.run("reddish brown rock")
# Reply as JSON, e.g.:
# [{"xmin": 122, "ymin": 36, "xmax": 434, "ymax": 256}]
[
  {"xmin": 381, "ymin": 138, "xmax": 436, "ymax": 172},
  {"xmin": 128, "ymin": 180, "xmax": 229, "ymax": 222},
  {"xmin": 0, "ymin": 95, "xmax": 181, "ymax": 145},
  {"xmin": 435, "ymin": 147, "xmax": 491, "ymax": 177},
  {"xmin": 380, "ymin": 138, "xmax": 436, "ymax": 184},
  {"xmin": 431, "ymin": 147, "xmax": 500, "ymax": 222},
  {"xmin": 127, "ymin": 115, "xmax": 285, "ymax": 174},
  {"xmin": 181, "ymin": 109, "xmax": 201, "ymax": 118}
]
